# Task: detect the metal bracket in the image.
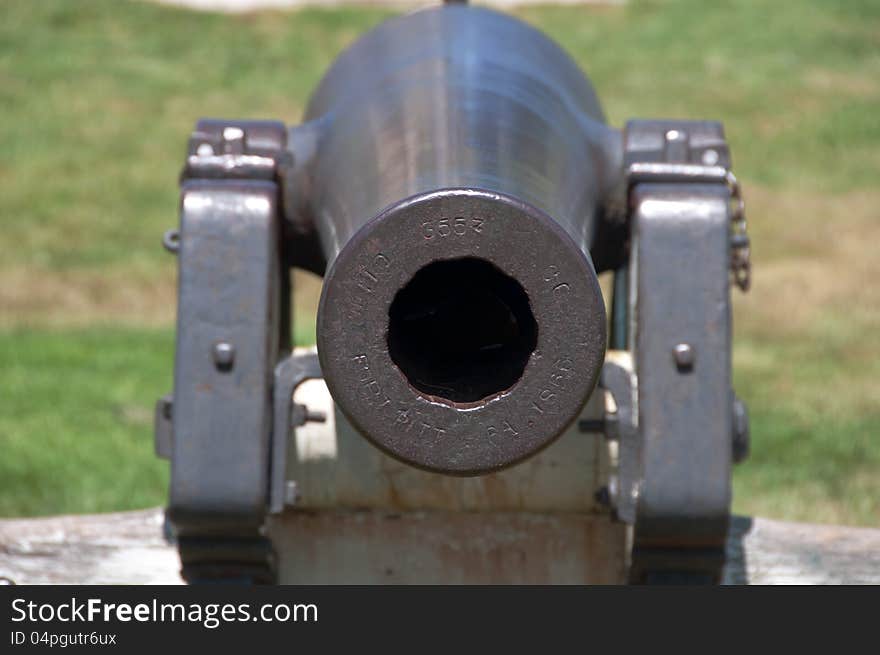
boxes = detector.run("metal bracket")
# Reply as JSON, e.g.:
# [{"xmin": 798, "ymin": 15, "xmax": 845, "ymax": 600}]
[
  {"xmin": 154, "ymin": 394, "xmax": 173, "ymax": 460},
  {"xmin": 602, "ymin": 119, "xmax": 747, "ymax": 584},
  {"xmin": 627, "ymin": 181, "xmax": 733, "ymax": 583},
  {"xmin": 623, "ymin": 120, "xmax": 751, "ymax": 292},
  {"xmin": 183, "ymin": 119, "xmax": 291, "ymax": 181},
  {"xmin": 600, "ymin": 353, "xmax": 639, "ymax": 525},
  {"xmin": 168, "ymin": 177, "xmax": 281, "ymax": 535},
  {"xmin": 269, "ymin": 351, "xmax": 323, "ymax": 514},
  {"xmin": 158, "ymin": 119, "xmax": 289, "ymax": 584}
]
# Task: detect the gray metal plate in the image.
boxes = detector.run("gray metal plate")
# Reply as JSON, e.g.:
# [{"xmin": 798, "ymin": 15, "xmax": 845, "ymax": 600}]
[
  {"xmin": 169, "ymin": 179, "xmax": 281, "ymax": 535},
  {"xmin": 631, "ymin": 183, "xmax": 732, "ymax": 548}
]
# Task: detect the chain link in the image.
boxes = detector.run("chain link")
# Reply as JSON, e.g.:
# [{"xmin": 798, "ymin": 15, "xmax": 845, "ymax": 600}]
[{"xmin": 725, "ymin": 171, "xmax": 751, "ymax": 292}]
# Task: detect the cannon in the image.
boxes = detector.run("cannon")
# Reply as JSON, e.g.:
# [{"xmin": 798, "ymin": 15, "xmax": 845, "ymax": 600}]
[{"xmin": 155, "ymin": 3, "xmax": 752, "ymax": 584}]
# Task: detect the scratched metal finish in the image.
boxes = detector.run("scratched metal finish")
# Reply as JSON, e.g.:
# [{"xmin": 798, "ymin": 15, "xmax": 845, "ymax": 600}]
[
  {"xmin": 306, "ymin": 6, "xmax": 613, "ymax": 473},
  {"xmin": 303, "ymin": 5, "xmax": 620, "ymax": 261}
]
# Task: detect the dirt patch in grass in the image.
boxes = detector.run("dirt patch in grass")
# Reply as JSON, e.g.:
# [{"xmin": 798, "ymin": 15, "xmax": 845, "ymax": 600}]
[
  {"xmin": 0, "ymin": 268, "xmax": 177, "ymax": 328},
  {"xmin": 735, "ymin": 186, "xmax": 880, "ymax": 339},
  {"xmin": 1, "ymin": 267, "xmax": 323, "ymax": 342},
  {"xmin": 6, "ymin": 185, "xmax": 877, "ymax": 341}
]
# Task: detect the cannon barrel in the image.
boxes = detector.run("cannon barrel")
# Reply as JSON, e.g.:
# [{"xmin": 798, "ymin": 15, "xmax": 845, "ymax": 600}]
[{"xmin": 310, "ymin": 6, "xmax": 615, "ymax": 474}]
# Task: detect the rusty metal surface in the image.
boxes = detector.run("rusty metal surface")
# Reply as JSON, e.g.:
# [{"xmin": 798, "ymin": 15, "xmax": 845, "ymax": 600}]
[
  {"xmin": 5, "ymin": 508, "xmax": 880, "ymax": 585},
  {"xmin": 269, "ymin": 510, "xmax": 628, "ymax": 584},
  {"xmin": 287, "ymin": 377, "xmax": 610, "ymax": 512}
]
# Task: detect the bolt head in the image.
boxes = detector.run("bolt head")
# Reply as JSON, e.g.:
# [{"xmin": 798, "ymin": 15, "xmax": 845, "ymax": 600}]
[
  {"xmin": 284, "ymin": 480, "xmax": 299, "ymax": 507},
  {"xmin": 732, "ymin": 396, "xmax": 750, "ymax": 463},
  {"xmin": 222, "ymin": 126, "xmax": 245, "ymax": 141},
  {"xmin": 608, "ymin": 475, "xmax": 618, "ymax": 502},
  {"xmin": 212, "ymin": 341, "xmax": 235, "ymax": 371},
  {"xmin": 672, "ymin": 343, "xmax": 695, "ymax": 370}
]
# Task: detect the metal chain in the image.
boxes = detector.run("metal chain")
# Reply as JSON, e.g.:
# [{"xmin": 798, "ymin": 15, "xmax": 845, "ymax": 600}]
[{"xmin": 725, "ymin": 171, "xmax": 751, "ymax": 292}]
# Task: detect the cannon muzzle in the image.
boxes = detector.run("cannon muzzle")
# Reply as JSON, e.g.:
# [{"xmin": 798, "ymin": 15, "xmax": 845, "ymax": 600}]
[{"xmin": 311, "ymin": 7, "xmax": 612, "ymax": 474}]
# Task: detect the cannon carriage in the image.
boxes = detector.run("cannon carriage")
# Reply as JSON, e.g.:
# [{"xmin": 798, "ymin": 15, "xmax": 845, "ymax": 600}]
[{"xmin": 156, "ymin": 3, "xmax": 751, "ymax": 584}]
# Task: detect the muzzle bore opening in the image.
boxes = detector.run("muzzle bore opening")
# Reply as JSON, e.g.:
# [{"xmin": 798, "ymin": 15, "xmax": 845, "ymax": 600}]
[{"xmin": 387, "ymin": 257, "xmax": 538, "ymax": 405}]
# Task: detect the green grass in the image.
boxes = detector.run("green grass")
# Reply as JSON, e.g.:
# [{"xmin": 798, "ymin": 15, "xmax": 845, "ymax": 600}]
[
  {"xmin": 0, "ymin": 1, "xmax": 392, "ymax": 273},
  {"xmin": 0, "ymin": 321, "xmax": 316, "ymax": 516},
  {"xmin": 1, "ymin": 0, "xmax": 878, "ymax": 525},
  {"xmin": 733, "ymin": 330, "xmax": 880, "ymax": 526},
  {"xmin": 522, "ymin": 0, "xmax": 880, "ymax": 192},
  {"xmin": 0, "ymin": 328, "xmax": 172, "ymax": 515}
]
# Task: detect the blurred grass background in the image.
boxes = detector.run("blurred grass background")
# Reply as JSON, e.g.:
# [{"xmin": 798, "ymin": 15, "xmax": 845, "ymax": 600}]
[{"xmin": 1, "ymin": 0, "xmax": 878, "ymax": 524}]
